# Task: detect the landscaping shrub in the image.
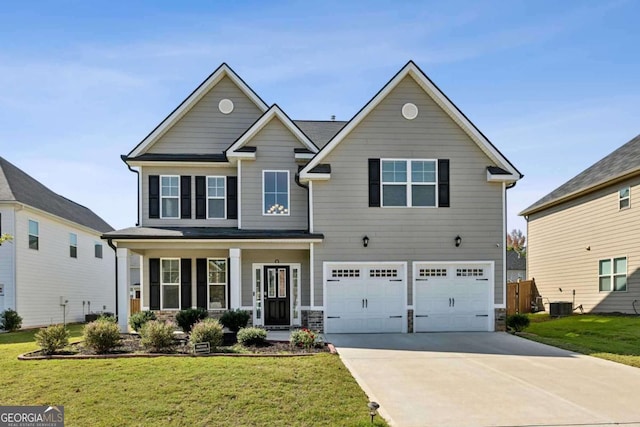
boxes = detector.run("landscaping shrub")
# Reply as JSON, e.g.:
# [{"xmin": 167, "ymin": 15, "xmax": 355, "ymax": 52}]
[
  {"xmin": 175, "ymin": 308, "xmax": 208, "ymax": 333},
  {"xmin": 219, "ymin": 309, "xmax": 250, "ymax": 332},
  {"xmin": 290, "ymin": 328, "xmax": 323, "ymax": 349},
  {"xmin": 237, "ymin": 327, "xmax": 268, "ymax": 347},
  {"xmin": 83, "ymin": 318, "xmax": 121, "ymax": 353},
  {"xmin": 1, "ymin": 309, "xmax": 22, "ymax": 332},
  {"xmin": 98, "ymin": 314, "xmax": 117, "ymax": 323},
  {"xmin": 129, "ymin": 311, "xmax": 157, "ymax": 332},
  {"xmin": 506, "ymin": 314, "xmax": 531, "ymax": 332},
  {"xmin": 189, "ymin": 319, "xmax": 223, "ymax": 349},
  {"xmin": 35, "ymin": 324, "xmax": 69, "ymax": 355},
  {"xmin": 140, "ymin": 320, "xmax": 176, "ymax": 353}
]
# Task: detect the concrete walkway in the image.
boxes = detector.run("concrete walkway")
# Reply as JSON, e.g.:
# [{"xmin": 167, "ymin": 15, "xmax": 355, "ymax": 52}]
[{"xmin": 326, "ymin": 332, "xmax": 640, "ymax": 427}]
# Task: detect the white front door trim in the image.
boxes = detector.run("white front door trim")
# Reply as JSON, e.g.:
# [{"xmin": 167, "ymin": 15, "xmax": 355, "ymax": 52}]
[{"xmin": 251, "ymin": 263, "xmax": 301, "ymax": 327}]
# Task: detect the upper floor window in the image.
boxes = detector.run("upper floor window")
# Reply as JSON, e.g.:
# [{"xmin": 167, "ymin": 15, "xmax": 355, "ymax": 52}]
[
  {"xmin": 161, "ymin": 175, "xmax": 179, "ymax": 219},
  {"xmin": 619, "ymin": 187, "xmax": 630, "ymax": 210},
  {"xmin": 599, "ymin": 257, "xmax": 627, "ymax": 292},
  {"xmin": 95, "ymin": 243, "xmax": 103, "ymax": 259},
  {"xmin": 28, "ymin": 220, "xmax": 39, "ymax": 250},
  {"xmin": 382, "ymin": 159, "xmax": 436, "ymax": 207},
  {"xmin": 69, "ymin": 233, "xmax": 78, "ymax": 258},
  {"xmin": 161, "ymin": 258, "xmax": 180, "ymax": 310},
  {"xmin": 207, "ymin": 176, "xmax": 226, "ymax": 219},
  {"xmin": 263, "ymin": 171, "xmax": 289, "ymax": 215}
]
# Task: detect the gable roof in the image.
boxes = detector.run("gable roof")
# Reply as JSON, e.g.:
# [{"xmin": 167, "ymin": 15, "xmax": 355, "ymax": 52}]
[
  {"xmin": 129, "ymin": 63, "xmax": 268, "ymax": 157},
  {"xmin": 0, "ymin": 157, "xmax": 113, "ymax": 233},
  {"xmin": 506, "ymin": 250, "xmax": 526, "ymax": 270},
  {"xmin": 520, "ymin": 133, "xmax": 640, "ymax": 216},
  {"xmin": 294, "ymin": 120, "xmax": 348, "ymax": 148},
  {"xmin": 299, "ymin": 61, "xmax": 522, "ymax": 181}
]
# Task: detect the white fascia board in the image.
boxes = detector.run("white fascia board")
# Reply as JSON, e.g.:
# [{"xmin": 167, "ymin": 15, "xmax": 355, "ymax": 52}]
[
  {"xmin": 126, "ymin": 161, "xmax": 232, "ymax": 168},
  {"xmin": 108, "ymin": 238, "xmax": 324, "ymax": 244},
  {"xmin": 130, "ymin": 64, "xmax": 268, "ymax": 157},
  {"xmin": 487, "ymin": 170, "xmax": 519, "ymax": 183},
  {"xmin": 226, "ymin": 152, "xmax": 256, "ymax": 160},
  {"xmin": 294, "ymin": 153, "xmax": 315, "ymax": 160},
  {"xmin": 299, "ymin": 172, "xmax": 331, "ymax": 182}
]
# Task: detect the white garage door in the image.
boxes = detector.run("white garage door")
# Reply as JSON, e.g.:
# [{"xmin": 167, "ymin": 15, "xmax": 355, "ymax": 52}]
[
  {"xmin": 325, "ymin": 262, "xmax": 406, "ymax": 333},
  {"xmin": 414, "ymin": 262, "xmax": 493, "ymax": 332}
]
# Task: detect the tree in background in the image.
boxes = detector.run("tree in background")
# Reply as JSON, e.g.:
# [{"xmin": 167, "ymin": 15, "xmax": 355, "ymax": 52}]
[{"xmin": 506, "ymin": 229, "xmax": 526, "ymax": 255}]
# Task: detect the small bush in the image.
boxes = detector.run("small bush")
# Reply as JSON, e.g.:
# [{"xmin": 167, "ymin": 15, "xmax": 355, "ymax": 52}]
[
  {"xmin": 506, "ymin": 314, "xmax": 531, "ymax": 332},
  {"xmin": 190, "ymin": 319, "xmax": 223, "ymax": 349},
  {"xmin": 35, "ymin": 324, "xmax": 69, "ymax": 355},
  {"xmin": 140, "ymin": 320, "xmax": 176, "ymax": 353},
  {"xmin": 219, "ymin": 309, "xmax": 250, "ymax": 332},
  {"xmin": 98, "ymin": 314, "xmax": 117, "ymax": 323},
  {"xmin": 290, "ymin": 328, "xmax": 323, "ymax": 349},
  {"xmin": 83, "ymin": 318, "xmax": 121, "ymax": 353},
  {"xmin": 175, "ymin": 308, "xmax": 208, "ymax": 333},
  {"xmin": 1, "ymin": 309, "xmax": 22, "ymax": 332},
  {"xmin": 237, "ymin": 327, "xmax": 268, "ymax": 347},
  {"xmin": 129, "ymin": 311, "xmax": 157, "ymax": 332}
]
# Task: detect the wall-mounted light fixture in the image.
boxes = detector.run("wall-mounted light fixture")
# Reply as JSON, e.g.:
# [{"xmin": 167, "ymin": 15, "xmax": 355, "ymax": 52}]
[
  {"xmin": 586, "ymin": 246, "xmax": 591, "ymax": 251},
  {"xmin": 455, "ymin": 235, "xmax": 462, "ymax": 247},
  {"xmin": 362, "ymin": 236, "xmax": 369, "ymax": 248}
]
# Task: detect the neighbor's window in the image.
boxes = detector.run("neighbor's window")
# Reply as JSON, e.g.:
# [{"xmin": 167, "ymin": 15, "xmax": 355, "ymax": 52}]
[
  {"xmin": 69, "ymin": 233, "xmax": 77, "ymax": 258},
  {"xmin": 161, "ymin": 258, "xmax": 180, "ymax": 309},
  {"xmin": 263, "ymin": 171, "xmax": 289, "ymax": 215},
  {"xmin": 599, "ymin": 257, "xmax": 627, "ymax": 292},
  {"xmin": 28, "ymin": 220, "xmax": 39, "ymax": 250},
  {"xmin": 619, "ymin": 187, "xmax": 630, "ymax": 210},
  {"xmin": 94, "ymin": 243, "xmax": 103, "ymax": 259},
  {"xmin": 382, "ymin": 159, "xmax": 436, "ymax": 207},
  {"xmin": 207, "ymin": 176, "xmax": 226, "ymax": 219},
  {"xmin": 208, "ymin": 259, "xmax": 227, "ymax": 309},
  {"xmin": 160, "ymin": 175, "xmax": 179, "ymax": 218}
]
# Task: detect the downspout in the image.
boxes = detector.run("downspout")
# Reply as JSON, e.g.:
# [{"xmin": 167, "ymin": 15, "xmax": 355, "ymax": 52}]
[
  {"xmin": 107, "ymin": 238, "xmax": 118, "ymax": 318},
  {"xmin": 294, "ymin": 172, "xmax": 310, "ymax": 232},
  {"xmin": 121, "ymin": 155, "xmax": 140, "ymax": 226}
]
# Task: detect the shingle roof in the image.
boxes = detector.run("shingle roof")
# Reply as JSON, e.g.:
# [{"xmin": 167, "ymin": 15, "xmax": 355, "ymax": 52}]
[
  {"xmin": 294, "ymin": 120, "xmax": 347, "ymax": 148},
  {"xmin": 506, "ymin": 250, "xmax": 526, "ymax": 270},
  {"xmin": 0, "ymin": 156, "xmax": 113, "ymax": 233},
  {"xmin": 520, "ymin": 134, "xmax": 640, "ymax": 215},
  {"xmin": 103, "ymin": 226, "xmax": 323, "ymax": 240}
]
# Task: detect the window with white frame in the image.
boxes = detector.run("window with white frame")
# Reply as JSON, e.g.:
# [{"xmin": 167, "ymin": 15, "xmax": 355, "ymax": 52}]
[
  {"xmin": 161, "ymin": 258, "xmax": 180, "ymax": 309},
  {"xmin": 263, "ymin": 171, "xmax": 289, "ymax": 215},
  {"xmin": 28, "ymin": 220, "xmax": 39, "ymax": 250},
  {"xmin": 94, "ymin": 243, "xmax": 103, "ymax": 259},
  {"xmin": 619, "ymin": 186, "xmax": 630, "ymax": 210},
  {"xmin": 208, "ymin": 259, "xmax": 227, "ymax": 309},
  {"xmin": 207, "ymin": 176, "xmax": 226, "ymax": 219},
  {"xmin": 160, "ymin": 175, "xmax": 179, "ymax": 218},
  {"xmin": 599, "ymin": 257, "xmax": 627, "ymax": 292},
  {"xmin": 69, "ymin": 233, "xmax": 77, "ymax": 258},
  {"xmin": 381, "ymin": 159, "xmax": 436, "ymax": 207}
]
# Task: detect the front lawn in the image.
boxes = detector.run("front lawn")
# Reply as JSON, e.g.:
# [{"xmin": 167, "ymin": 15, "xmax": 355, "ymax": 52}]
[
  {"xmin": 0, "ymin": 325, "xmax": 386, "ymax": 426},
  {"xmin": 522, "ymin": 314, "xmax": 640, "ymax": 368}
]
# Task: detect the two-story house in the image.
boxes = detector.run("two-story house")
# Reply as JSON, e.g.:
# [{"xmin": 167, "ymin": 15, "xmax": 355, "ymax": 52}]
[{"xmin": 104, "ymin": 61, "xmax": 522, "ymax": 333}]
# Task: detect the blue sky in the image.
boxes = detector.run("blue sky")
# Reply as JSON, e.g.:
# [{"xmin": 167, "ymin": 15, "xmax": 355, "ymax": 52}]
[{"xmin": 1, "ymin": 0, "xmax": 639, "ymax": 234}]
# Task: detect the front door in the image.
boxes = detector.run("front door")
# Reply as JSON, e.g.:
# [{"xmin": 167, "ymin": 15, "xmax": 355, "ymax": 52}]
[{"xmin": 264, "ymin": 266, "xmax": 290, "ymax": 326}]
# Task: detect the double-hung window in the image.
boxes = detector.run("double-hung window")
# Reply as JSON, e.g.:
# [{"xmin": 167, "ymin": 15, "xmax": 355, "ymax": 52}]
[
  {"xmin": 94, "ymin": 243, "xmax": 103, "ymax": 259},
  {"xmin": 28, "ymin": 220, "xmax": 39, "ymax": 250},
  {"xmin": 208, "ymin": 259, "xmax": 227, "ymax": 309},
  {"xmin": 382, "ymin": 159, "xmax": 436, "ymax": 207},
  {"xmin": 161, "ymin": 258, "xmax": 180, "ymax": 309},
  {"xmin": 160, "ymin": 176, "xmax": 179, "ymax": 218},
  {"xmin": 69, "ymin": 233, "xmax": 77, "ymax": 258},
  {"xmin": 207, "ymin": 176, "xmax": 226, "ymax": 219},
  {"xmin": 263, "ymin": 171, "xmax": 289, "ymax": 215},
  {"xmin": 619, "ymin": 187, "xmax": 630, "ymax": 210},
  {"xmin": 599, "ymin": 257, "xmax": 627, "ymax": 292}
]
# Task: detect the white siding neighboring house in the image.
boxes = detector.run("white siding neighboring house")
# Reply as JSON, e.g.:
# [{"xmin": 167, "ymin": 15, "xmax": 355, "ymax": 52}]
[{"xmin": 0, "ymin": 157, "xmax": 115, "ymax": 328}]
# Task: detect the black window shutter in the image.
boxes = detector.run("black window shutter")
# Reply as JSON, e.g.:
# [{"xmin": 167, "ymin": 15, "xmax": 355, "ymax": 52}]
[
  {"xmin": 196, "ymin": 258, "xmax": 207, "ymax": 309},
  {"xmin": 180, "ymin": 176, "xmax": 191, "ymax": 219},
  {"xmin": 149, "ymin": 176, "xmax": 160, "ymax": 219},
  {"xmin": 438, "ymin": 159, "xmax": 450, "ymax": 208},
  {"xmin": 149, "ymin": 258, "xmax": 160, "ymax": 310},
  {"xmin": 227, "ymin": 176, "xmax": 238, "ymax": 220},
  {"xmin": 181, "ymin": 258, "xmax": 192, "ymax": 309},
  {"xmin": 368, "ymin": 159, "xmax": 381, "ymax": 207},
  {"xmin": 195, "ymin": 176, "xmax": 206, "ymax": 219},
  {"xmin": 227, "ymin": 258, "xmax": 231, "ymax": 309}
]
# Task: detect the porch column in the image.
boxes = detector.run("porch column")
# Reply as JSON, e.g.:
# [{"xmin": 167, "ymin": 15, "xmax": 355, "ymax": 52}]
[
  {"xmin": 116, "ymin": 248, "xmax": 130, "ymax": 333},
  {"xmin": 229, "ymin": 248, "xmax": 241, "ymax": 309}
]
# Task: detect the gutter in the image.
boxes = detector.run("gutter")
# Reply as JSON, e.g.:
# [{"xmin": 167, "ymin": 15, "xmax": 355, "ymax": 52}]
[
  {"xmin": 121, "ymin": 155, "xmax": 140, "ymax": 226},
  {"xmin": 294, "ymin": 172, "xmax": 310, "ymax": 232},
  {"xmin": 106, "ymin": 238, "xmax": 118, "ymax": 319}
]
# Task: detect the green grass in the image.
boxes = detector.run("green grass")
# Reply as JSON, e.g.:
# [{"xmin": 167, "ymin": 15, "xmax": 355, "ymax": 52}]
[
  {"xmin": 0, "ymin": 325, "xmax": 387, "ymax": 427},
  {"xmin": 522, "ymin": 313, "xmax": 640, "ymax": 367}
]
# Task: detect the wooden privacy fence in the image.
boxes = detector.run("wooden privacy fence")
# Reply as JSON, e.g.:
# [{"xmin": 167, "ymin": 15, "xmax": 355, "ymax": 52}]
[
  {"xmin": 130, "ymin": 298, "xmax": 141, "ymax": 315},
  {"xmin": 507, "ymin": 279, "xmax": 541, "ymax": 315}
]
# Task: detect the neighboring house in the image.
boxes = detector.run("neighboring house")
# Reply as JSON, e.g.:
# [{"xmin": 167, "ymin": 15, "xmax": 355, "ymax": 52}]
[
  {"xmin": 0, "ymin": 157, "xmax": 115, "ymax": 328},
  {"xmin": 521, "ymin": 134, "xmax": 640, "ymax": 314},
  {"xmin": 506, "ymin": 251, "xmax": 526, "ymax": 282},
  {"xmin": 104, "ymin": 61, "xmax": 522, "ymax": 333}
]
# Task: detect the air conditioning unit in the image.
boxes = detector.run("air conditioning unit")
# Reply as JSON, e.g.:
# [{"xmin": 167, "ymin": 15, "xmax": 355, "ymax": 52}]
[{"xmin": 549, "ymin": 301, "xmax": 572, "ymax": 317}]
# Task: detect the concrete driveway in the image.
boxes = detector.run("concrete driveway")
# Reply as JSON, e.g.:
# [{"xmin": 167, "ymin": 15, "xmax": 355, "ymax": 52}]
[{"xmin": 326, "ymin": 332, "xmax": 640, "ymax": 427}]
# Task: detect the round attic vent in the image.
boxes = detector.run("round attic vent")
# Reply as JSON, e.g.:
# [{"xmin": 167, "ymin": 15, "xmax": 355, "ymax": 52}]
[
  {"xmin": 218, "ymin": 99, "xmax": 234, "ymax": 114},
  {"xmin": 402, "ymin": 102, "xmax": 418, "ymax": 120}
]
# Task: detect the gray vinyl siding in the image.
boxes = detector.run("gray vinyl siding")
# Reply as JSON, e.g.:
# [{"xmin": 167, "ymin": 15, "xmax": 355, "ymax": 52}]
[
  {"xmin": 240, "ymin": 118, "xmax": 309, "ymax": 230},
  {"xmin": 312, "ymin": 76, "xmax": 505, "ymax": 306},
  {"xmin": 527, "ymin": 176, "xmax": 640, "ymax": 314},
  {"xmin": 147, "ymin": 76, "xmax": 263, "ymax": 154},
  {"xmin": 141, "ymin": 165, "xmax": 238, "ymax": 227}
]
